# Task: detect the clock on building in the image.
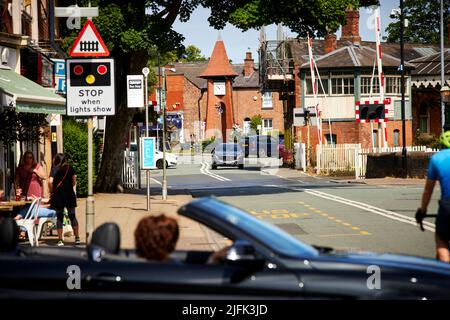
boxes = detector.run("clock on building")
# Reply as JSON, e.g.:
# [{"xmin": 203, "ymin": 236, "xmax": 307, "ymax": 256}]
[{"xmin": 213, "ymin": 81, "xmax": 226, "ymax": 96}]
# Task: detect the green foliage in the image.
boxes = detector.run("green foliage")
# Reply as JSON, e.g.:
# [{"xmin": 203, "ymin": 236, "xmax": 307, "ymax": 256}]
[
  {"xmin": 250, "ymin": 115, "xmax": 262, "ymax": 132},
  {"xmin": 0, "ymin": 108, "xmax": 48, "ymax": 150},
  {"xmin": 385, "ymin": 0, "xmax": 450, "ymax": 44},
  {"xmin": 202, "ymin": 137, "xmax": 216, "ymax": 152},
  {"xmin": 180, "ymin": 45, "xmax": 207, "ymax": 62},
  {"xmin": 62, "ymin": 119, "xmax": 97, "ymax": 197},
  {"xmin": 205, "ymin": 0, "xmax": 377, "ymax": 37}
]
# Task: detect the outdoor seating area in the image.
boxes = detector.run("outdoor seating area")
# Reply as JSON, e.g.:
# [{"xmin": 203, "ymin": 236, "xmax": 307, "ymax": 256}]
[{"xmin": 0, "ymin": 197, "xmax": 60, "ymax": 247}]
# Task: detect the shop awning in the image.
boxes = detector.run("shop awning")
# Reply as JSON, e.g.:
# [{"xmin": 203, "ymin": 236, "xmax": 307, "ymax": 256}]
[{"xmin": 0, "ymin": 66, "xmax": 66, "ymax": 114}]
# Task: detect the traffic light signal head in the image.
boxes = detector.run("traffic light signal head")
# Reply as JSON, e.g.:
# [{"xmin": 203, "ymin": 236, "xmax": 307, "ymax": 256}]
[
  {"xmin": 356, "ymin": 101, "xmax": 388, "ymax": 123},
  {"xmin": 70, "ymin": 62, "xmax": 111, "ymax": 86}
]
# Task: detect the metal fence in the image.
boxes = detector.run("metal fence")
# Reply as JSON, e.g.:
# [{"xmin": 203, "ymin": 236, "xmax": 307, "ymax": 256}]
[{"xmin": 317, "ymin": 144, "xmax": 439, "ymax": 179}]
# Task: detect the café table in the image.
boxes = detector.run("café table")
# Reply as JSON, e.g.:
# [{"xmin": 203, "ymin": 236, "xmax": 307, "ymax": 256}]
[{"xmin": 0, "ymin": 200, "xmax": 33, "ymax": 217}]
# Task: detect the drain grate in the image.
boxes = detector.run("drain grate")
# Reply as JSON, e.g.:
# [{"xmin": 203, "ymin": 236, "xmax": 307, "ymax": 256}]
[{"xmin": 275, "ymin": 223, "xmax": 308, "ymax": 235}]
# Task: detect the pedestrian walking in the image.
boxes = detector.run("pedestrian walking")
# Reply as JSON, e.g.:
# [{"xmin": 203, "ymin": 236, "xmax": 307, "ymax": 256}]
[
  {"xmin": 49, "ymin": 153, "xmax": 80, "ymax": 246},
  {"xmin": 418, "ymin": 131, "xmax": 450, "ymax": 263}
]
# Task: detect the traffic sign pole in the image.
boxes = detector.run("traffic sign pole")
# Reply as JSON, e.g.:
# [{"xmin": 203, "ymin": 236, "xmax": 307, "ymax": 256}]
[
  {"xmin": 142, "ymin": 67, "xmax": 150, "ymax": 212},
  {"xmin": 86, "ymin": 117, "xmax": 95, "ymax": 243}
]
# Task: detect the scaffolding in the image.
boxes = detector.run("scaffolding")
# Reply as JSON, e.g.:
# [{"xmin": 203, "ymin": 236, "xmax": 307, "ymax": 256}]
[{"xmin": 259, "ymin": 25, "xmax": 295, "ymax": 93}]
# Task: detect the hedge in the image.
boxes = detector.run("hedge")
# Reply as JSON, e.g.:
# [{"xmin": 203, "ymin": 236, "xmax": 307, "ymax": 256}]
[{"xmin": 62, "ymin": 118, "xmax": 101, "ymax": 197}]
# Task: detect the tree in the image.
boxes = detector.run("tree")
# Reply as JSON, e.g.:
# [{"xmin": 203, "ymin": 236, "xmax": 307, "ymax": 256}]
[
  {"xmin": 385, "ymin": 0, "xmax": 450, "ymax": 44},
  {"xmin": 60, "ymin": 0, "xmax": 375, "ymax": 192},
  {"xmin": 250, "ymin": 115, "xmax": 262, "ymax": 132},
  {"xmin": 0, "ymin": 108, "xmax": 48, "ymax": 156},
  {"xmin": 180, "ymin": 45, "xmax": 207, "ymax": 62}
]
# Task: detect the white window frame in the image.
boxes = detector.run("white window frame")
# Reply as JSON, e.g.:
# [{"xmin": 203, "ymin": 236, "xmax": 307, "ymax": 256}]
[
  {"xmin": 262, "ymin": 118, "xmax": 273, "ymax": 135},
  {"xmin": 262, "ymin": 92, "xmax": 273, "ymax": 109},
  {"xmin": 305, "ymin": 77, "xmax": 329, "ymax": 96},
  {"xmin": 330, "ymin": 72, "xmax": 354, "ymax": 96}
]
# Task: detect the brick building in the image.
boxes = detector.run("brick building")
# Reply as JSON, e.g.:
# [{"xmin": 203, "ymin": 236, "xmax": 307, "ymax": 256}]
[
  {"xmin": 150, "ymin": 39, "xmax": 285, "ymax": 145},
  {"xmin": 261, "ymin": 7, "xmax": 449, "ymax": 151}
]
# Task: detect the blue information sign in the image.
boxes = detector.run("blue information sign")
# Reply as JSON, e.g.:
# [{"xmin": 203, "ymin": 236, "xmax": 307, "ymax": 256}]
[{"xmin": 141, "ymin": 137, "xmax": 156, "ymax": 169}]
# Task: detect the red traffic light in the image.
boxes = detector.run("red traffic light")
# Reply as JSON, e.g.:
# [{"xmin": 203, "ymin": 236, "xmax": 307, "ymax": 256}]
[
  {"xmin": 97, "ymin": 64, "xmax": 107, "ymax": 75},
  {"xmin": 74, "ymin": 65, "xmax": 84, "ymax": 76}
]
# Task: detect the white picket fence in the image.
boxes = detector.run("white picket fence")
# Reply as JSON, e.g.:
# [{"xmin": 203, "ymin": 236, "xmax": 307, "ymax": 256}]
[{"xmin": 317, "ymin": 144, "xmax": 439, "ymax": 179}]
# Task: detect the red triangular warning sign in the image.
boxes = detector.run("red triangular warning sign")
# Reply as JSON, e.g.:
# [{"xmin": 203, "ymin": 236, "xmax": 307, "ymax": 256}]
[{"xmin": 69, "ymin": 20, "xmax": 110, "ymax": 57}]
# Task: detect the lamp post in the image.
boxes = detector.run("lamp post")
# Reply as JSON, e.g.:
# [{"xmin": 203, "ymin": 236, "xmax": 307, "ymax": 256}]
[
  {"xmin": 161, "ymin": 66, "xmax": 176, "ymax": 201},
  {"xmin": 400, "ymin": 0, "xmax": 407, "ymax": 178}
]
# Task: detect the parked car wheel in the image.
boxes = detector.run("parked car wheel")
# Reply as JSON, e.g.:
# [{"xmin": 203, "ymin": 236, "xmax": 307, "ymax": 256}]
[
  {"xmin": 238, "ymin": 164, "xmax": 244, "ymax": 170},
  {"xmin": 156, "ymin": 159, "xmax": 167, "ymax": 169},
  {"xmin": 211, "ymin": 163, "xmax": 218, "ymax": 170}
]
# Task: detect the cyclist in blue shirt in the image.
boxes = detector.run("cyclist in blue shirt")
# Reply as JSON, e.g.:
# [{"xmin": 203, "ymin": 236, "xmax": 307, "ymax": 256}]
[{"xmin": 419, "ymin": 131, "xmax": 450, "ymax": 262}]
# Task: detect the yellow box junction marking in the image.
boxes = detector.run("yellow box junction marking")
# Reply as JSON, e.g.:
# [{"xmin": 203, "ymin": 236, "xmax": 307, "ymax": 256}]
[
  {"xmin": 250, "ymin": 209, "xmax": 310, "ymax": 220},
  {"xmin": 298, "ymin": 201, "xmax": 370, "ymax": 236}
]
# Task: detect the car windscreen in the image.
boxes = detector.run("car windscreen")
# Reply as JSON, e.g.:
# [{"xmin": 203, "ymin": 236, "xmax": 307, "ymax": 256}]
[
  {"xmin": 187, "ymin": 198, "xmax": 318, "ymax": 259},
  {"xmin": 217, "ymin": 143, "xmax": 241, "ymax": 153}
]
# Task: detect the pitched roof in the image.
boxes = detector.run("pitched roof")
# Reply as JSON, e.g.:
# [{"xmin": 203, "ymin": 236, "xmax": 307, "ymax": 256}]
[
  {"xmin": 289, "ymin": 38, "xmax": 442, "ymax": 67},
  {"xmin": 409, "ymin": 49, "xmax": 450, "ymax": 75},
  {"xmin": 299, "ymin": 42, "xmax": 415, "ymax": 70},
  {"xmin": 169, "ymin": 61, "xmax": 260, "ymax": 89},
  {"xmin": 200, "ymin": 40, "xmax": 238, "ymax": 78}
]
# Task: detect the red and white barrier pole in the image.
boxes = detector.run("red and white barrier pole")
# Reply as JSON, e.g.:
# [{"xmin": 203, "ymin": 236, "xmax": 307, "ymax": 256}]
[
  {"xmin": 375, "ymin": 6, "xmax": 388, "ymax": 148},
  {"xmin": 307, "ymin": 35, "xmax": 323, "ymax": 146}
]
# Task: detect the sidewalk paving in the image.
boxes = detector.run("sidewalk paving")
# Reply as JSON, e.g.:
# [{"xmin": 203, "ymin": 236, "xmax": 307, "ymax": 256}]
[{"xmin": 40, "ymin": 192, "xmax": 220, "ymax": 251}]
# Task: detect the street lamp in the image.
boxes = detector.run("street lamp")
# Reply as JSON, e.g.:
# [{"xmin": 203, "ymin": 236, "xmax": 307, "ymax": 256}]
[{"xmin": 161, "ymin": 66, "xmax": 176, "ymax": 201}]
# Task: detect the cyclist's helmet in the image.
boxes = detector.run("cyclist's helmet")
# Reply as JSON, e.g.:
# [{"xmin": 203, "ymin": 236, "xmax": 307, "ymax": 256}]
[{"xmin": 440, "ymin": 131, "xmax": 450, "ymax": 148}]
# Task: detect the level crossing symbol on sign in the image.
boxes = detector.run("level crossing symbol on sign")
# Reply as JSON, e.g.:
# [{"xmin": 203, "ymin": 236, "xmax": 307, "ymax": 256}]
[{"xmin": 69, "ymin": 19, "xmax": 109, "ymax": 57}]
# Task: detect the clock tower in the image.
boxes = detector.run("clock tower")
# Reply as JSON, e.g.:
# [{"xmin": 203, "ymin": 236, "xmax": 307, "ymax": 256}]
[{"xmin": 200, "ymin": 38, "xmax": 238, "ymax": 141}]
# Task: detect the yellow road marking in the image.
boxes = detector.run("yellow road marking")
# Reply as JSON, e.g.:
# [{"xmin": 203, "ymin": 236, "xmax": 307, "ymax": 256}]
[
  {"xmin": 318, "ymin": 233, "xmax": 370, "ymax": 238},
  {"xmin": 271, "ymin": 214, "xmax": 291, "ymax": 219},
  {"xmin": 272, "ymin": 209, "xmax": 290, "ymax": 214},
  {"xmin": 352, "ymin": 227, "xmax": 360, "ymax": 230},
  {"xmin": 328, "ymin": 217, "xmax": 336, "ymax": 220},
  {"xmin": 360, "ymin": 231, "xmax": 371, "ymax": 235}
]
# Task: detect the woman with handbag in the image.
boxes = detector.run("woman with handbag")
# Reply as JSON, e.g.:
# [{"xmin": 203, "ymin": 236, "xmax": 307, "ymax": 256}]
[{"xmin": 49, "ymin": 153, "xmax": 80, "ymax": 246}]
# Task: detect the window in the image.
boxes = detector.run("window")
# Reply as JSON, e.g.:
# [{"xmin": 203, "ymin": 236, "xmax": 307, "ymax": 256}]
[
  {"xmin": 262, "ymin": 119, "xmax": 273, "ymax": 135},
  {"xmin": 393, "ymin": 130, "xmax": 400, "ymax": 147},
  {"xmin": 305, "ymin": 76, "xmax": 329, "ymax": 95},
  {"xmin": 331, "ymin": 75, "xmax": 354, "ymax": 95},
  {"xmin": 361, "ymin": 76, "xmax": 380, "ymax": 95},
  {"xmin": 385, "ymin": 77, "xmax": 408, "ymax": 95},
  {"xmin": 262, "ymin": 92, "xmax": 273, "ymax": 109},
  {"xmin": 325, "ymin": 134, "xmax": 337, "ymax": 145},
  {"xmin": 419, "ymin": 103, "xmax": 429, "ymax": 133},
  {"xmin": 372, "ymin": 130, "xmax": 378, "ymax": 148}
]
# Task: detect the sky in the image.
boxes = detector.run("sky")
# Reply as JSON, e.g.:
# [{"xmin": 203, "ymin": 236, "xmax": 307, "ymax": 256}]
[{"xmin": 173, "ymin": 0, "xmax": 399, "ymax": 64}]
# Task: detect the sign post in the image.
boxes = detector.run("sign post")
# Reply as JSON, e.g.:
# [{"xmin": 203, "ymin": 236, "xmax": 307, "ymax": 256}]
[
  {"xmin": 142, "ymin": 67, "xmax": 150, "ymax": 211},
  {"xmin": 66, "ymin": 19, "xmax": 112, "ymax": 243}
]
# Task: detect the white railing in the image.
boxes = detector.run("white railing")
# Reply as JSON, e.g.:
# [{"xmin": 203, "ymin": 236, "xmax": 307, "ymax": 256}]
[
  {"xmin": 122, "ymin": 150, "xmax": 140, "ymax": 189},
  {"xmin": 317, "ymin": 144, "xmax": 439, "ymax": 179},
  {"xmin": 316, "ymin": 144, "xmax": 361, "ymax": 173}
]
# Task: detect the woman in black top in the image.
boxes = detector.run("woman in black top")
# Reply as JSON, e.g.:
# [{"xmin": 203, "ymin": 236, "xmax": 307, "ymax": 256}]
[{"xmin": 49, "ymin": 153, "xmax": 80, "ymax": 246}]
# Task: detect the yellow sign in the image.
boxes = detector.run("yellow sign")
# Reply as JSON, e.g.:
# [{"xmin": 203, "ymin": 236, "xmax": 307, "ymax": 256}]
[{"xmin": 52, "ymin": 132, "xmax": 57, "ymax": 142}]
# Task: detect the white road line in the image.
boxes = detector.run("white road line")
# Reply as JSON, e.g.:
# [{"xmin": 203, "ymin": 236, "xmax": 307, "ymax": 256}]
[
  {"xmin": 295, "ymin": 188, "xmax": 435, "ymax": 232},
  {"xmin": 272, "ymin": 173, "xmax": 435, "ymax": 232},
  {"xmin": 200, "ymin": 162, "xmax": 231, "ymax": 182},
  {"xmin": 150, "ymin": 178, "xmax": 162, "ymax": 185}
]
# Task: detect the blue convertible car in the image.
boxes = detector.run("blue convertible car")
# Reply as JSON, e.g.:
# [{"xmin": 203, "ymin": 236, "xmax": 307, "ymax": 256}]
[{"xmin": 0, "ymin": 197, "xmax": 449, "ymax": 299}]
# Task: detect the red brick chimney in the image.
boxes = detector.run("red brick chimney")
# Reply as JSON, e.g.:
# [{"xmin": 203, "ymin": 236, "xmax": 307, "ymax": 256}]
[
  {"xmin": 340, "ymin": 7, "xmax": 361, "ymax": 43},
  {"xmin": 244, "ymin": 51, "xmax": 254, "ymax": 77},
  {"xmin": 324, "ymin": 33, "xmax": 337, "ymax": 54}
]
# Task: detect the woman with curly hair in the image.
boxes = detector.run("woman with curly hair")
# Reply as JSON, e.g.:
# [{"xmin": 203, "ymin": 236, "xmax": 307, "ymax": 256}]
[{"xmin": 134, "ymin": 214, "xmax": 179, "ymax": 261}]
